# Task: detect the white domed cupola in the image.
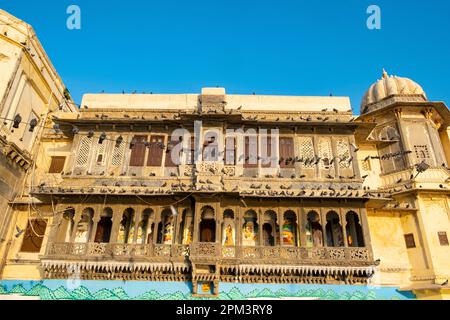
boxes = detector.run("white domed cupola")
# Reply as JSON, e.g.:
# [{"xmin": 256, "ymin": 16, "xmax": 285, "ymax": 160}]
[{"xmin": 360, "ymin": 69, "xmax": 428, "ymax": 114}]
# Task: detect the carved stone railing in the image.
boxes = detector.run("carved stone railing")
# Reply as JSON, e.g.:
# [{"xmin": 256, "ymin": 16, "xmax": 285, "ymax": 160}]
[
  {"xmin": 189, "ymin": 243, "xmax": 220, "ymax": 257},
  {"xmin": 224, "ymin": 246, "xmax": 372, "ymax": 264},
  {"xmin": 46, "ymin": 243, "xmax": 153, "ymax": 258},
  {"xmin": 221, "ymin": 246, "xmax": 236, "ymax": 258},
  {"xmin": 381, "ymin": 167, "xmax": 450, "ymax": 188},
  {"xmin": 45, "ymin": 242, "xmax": 372, "ymax": 264},
  {"xmin": 174, "ymin": 244, "xmax": 190, "ymax": 257},
  {"xmin": 153, "ymin": 244, "xmax": 171, "ymax": 257}
]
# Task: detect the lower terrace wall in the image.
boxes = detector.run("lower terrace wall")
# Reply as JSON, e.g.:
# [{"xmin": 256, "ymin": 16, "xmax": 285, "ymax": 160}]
[{"xmin": 0, "ymin": 280, "xmax": 415, "ymax": 300}]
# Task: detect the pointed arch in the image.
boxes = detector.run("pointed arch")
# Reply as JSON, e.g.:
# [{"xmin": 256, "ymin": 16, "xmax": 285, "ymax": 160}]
[
  {"xmin": 326, "ymin": 211, "xmax": 344, "ymax": 247},
  {"xmin": 306, "ymin": 210, "xmax": 323, "ymax": 247}
]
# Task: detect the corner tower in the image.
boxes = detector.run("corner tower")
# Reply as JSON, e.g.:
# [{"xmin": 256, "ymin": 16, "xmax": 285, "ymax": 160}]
[{"xmin": 358, "ymin": 70, "xmax": 450, "ymax": 299}]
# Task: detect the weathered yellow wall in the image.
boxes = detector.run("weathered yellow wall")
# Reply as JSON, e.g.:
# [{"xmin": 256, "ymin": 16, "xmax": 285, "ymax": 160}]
[
  {"xmin": 366, "ymin": 210, "xmax": 411, "ymax": 285},
  {"xmin": 416, "ymin": 195, "xmax": 450, "ymax": 279},
  {"xmin": 1, "ymin": 209, "xmax": 51, "ymax": 280},
  {"xmin": 399, "ymin": 212, "xmax": 429, "ymax": 275}
]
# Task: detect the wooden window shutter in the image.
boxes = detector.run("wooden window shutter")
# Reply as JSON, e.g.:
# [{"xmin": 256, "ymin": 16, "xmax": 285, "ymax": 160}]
[
  {"xmin": 244, "ymin": 136, "xmax": 258, "ymax": 168},
  {"xmin": 165, "ymin": 136, "xmax": 181, "ymax": 167},
  {"xmin": 129, "ymin": 135, "xmax": 147, "ymax": 167},
  {"xmin": 20, "ymin": 220, "xmax": 47, "ymax": 253},
  {"xmin": 147, "ymin": 136, "xmax": 165, "ymax": 166},
  {"xmin": 280, "ymin": 137, "xmax": 295, "ymax": 168},
  {"xmin": 438, "ymin": 232, "xmax": 449, "ymax": 246},
  {"xmin": 49, "ymin": 156, "xmax": 66, "ymax": 173},
  {"xmin": 225, "ymin": 137, "xmax": 236, "ymax": 165},
  {"xmin": 404, "ymin": 233, "xmax": 416, "ymax": 249}
]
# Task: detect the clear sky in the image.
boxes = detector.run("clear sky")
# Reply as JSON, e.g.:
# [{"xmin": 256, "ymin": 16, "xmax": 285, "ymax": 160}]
[{"xmin": 1, "ymin": 0, "xmax": 449, "ymax": 113}]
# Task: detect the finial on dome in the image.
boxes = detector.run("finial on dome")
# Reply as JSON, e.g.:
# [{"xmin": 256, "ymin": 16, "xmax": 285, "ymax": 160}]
[{"xmin": 382, "ymin": 68, "xmax": 388, "ymax": 79}]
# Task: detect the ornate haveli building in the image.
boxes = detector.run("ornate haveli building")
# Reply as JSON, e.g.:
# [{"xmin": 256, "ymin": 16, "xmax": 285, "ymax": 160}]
[{"xmin": 0, "ymin": 9, "xmax": 449, "ymax": 300}]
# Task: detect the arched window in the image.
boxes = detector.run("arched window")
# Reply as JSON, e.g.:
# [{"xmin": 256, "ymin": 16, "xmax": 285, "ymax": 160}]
[
  {"xmin": 263, "ymin": 210, "xmax": 278, "ymax": 246},
  {"xmin": 282, "ymin": 211, "xmax": 299, "ymax": 246},
  {"xmin": 137, "ymin": 209, "xmax": 154, "ymax": 244},
  {"xmin": 94, "ymin": 208, "xmax": 113, "ymax": 243},
  {"xmin": 326, "ymin": 211, "xmax": 344, "ymax": 247},
  {"xmin": 242, "ymin": 210, "xmax": 258, "ymax": 246},
  {"xmin": 56, "ymin": 208, "xmax": 75, "ymax": 243},
  {"xmin": 158, "ymin": 209, "xmax": 174, "ymax": 245},
  {"xmin": 305, "ymin": 211, "xmax": 323, "ymax": 247},
  {"xmin": 74, "ymin": 208, "xmax": 94, "ymax": 243},
  {"xmin": 200, "ymin": 206, "xmax": 216, "ymax": 243},
  {"xmin": 346, "ymin": 211, "xmax": 365, "ymax": 247},
  {"xmin": 222, "ymin": 209, "xmax": 235, "ymax": 246},
  {"xmin": 118, "ymin": 208, "xmax": 135, "ymax": 244}
]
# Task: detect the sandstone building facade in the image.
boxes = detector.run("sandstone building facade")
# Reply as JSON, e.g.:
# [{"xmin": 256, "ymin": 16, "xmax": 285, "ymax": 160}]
[{"xmin": 0, "ymin": 9, "xmax": 449, "ymax": 300}]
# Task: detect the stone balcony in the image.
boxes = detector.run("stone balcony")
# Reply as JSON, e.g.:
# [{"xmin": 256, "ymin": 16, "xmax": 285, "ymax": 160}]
[
  {"xmin": 41, "ymin": 242, "xmax": 376, "ymax": 284},
  {"xmin": 43, "ymin": 242, "xmax": 373, "ymax": 266},
  {"xmin": 381, "ymin": 167, "xmax": 450, "ymax": 191}
]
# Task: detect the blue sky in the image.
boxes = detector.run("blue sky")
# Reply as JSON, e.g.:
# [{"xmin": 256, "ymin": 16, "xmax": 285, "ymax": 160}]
[{"xmin": 1, "ymin": 0, "xmax": 449, "ymax": 113}]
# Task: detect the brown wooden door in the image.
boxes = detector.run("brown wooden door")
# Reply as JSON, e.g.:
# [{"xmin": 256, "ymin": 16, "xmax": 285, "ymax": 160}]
[
  {"xmin": 165, "ymin": 136, "xmax": 181, "ymax": 167},
  {"xmin": 263, "ymin": 224, "xmax": 274, "ymax": 246},
  {"xmin": 49, "ymin": 156, "xmax": 66, "ymax": 173},
  {"xmin": 200, "ymin": 220, "xmax": 216, "ymax": 243},
  {"xmin": 20, "ymin": 220, "xmax": 47, "ymax": 253},
  {"xmin": 94, "ymin": 217, "xmax": 112, "ymax": 243},
  {"xmin": 244, "ymin": 136, "xmax": 258, "ymax": 168},
  {"xmin": 129, "ymin": 136, "xmax": 147, "ymax": 167},
  {"xmin": 147, "ymin": 136, "xmax": 164, "ymax": 166},
  {"xmin": 225, "ymin": 137, "xmax": 236, "ymax": 165},
  {"xmin": 279, "ymin": 137, "xmax": 295, "ymax": 168}
]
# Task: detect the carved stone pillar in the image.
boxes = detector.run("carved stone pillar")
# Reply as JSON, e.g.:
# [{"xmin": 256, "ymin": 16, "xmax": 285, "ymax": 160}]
[
  {"xmin": 70, "ymin": 205, "xmax": 82, "ymax": 243},
  {"xmin": 193, "ymin": 201, "xmax": 201, "ymax": 243},
  {"xmin": 320, "ymin": 208, "xmax": 328, "ymax": 247},
  {"xmin": 349, "ymin": 135, "xmax": 361, "ymax": 178},
  {"xmin": 110, "ymin": 205, "xmax": 125, "ymax": 244},
  {"xmin": 147, "ymin": 217, "xmax": 155, "ymax": 245},
  {"xmin": 359, "ymin": 208, "xmax": 372, "ymax": 249},
  {"xmin": 236, "ymin": 205, "xmax": 242, "ymax": 247},
  {"xmin": 279, "ymin": 207, "xmax": 284, "ymax": 246},
  {"xmin": 295, "ymin": 207, "xmax": 301, "ymax": 247},
  {"xmin": 340, "ymin": 208, "xmax": 348, "ymax": 248},
  {"xmin": 176, "ymin": 207, "xmax": 185, "ymax": 245},
  {"xmin": 182, "ymin": 208, "xmax": 194, "ymax": 245},
  {"xmin": 89, "ymin": 205, "xmax": 102, "ymax": 243},
  {"xmin": 215, "ymin": 202, "xmax": 221, "ymax": 244},
  {"xmin": 152, "ymin": 206, "xmax": 162, "ymax": 244},
  {"xmin": 299, "ymin": 207, "xmax": 307, "ymax": 248},
  {"xmin": 275, "ymin": 206, "xmax": 284, "ymax": 246},
  {"xmin": 172, "ymin": 206, "xmax": 181, "ymax": 245},
  {"xmin": 258, "ymin": 208, "xmax": 263, "ymax": 246},
  {"xmin": 133, "ymin": 206, "xmax": 143, "ymax": 244}
]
